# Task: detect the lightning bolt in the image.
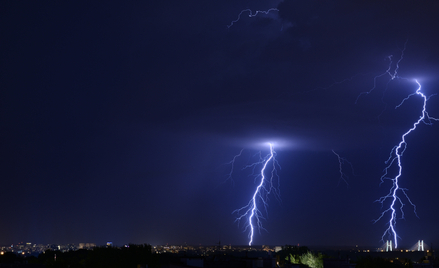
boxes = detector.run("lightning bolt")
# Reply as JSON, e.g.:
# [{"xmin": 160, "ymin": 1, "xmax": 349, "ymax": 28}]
[
  {"xmin": 314, "ymin": 41, "xmax": 438, "ymax": 247},
  {"xmin": 224, "ymin": 149, "xmax": 244, "ymax": 187},
  {"xmin": 373, "ymin": 79, "xmax": 438, "ymax": 248},
  {"xmin": 348, "ymin": 42, "xmax": 438, "ymax": 247},
  {"xmin": 230, "ymin": 143, "xmax": 280, "ymax": 246},
  {"xmin": 332, "ymin": 150, "xmax": 355, "ymax": 187},
  {"xmin": 227, "ymin": 8, "xmax": 279, "ymax": 28},
  {"xmin": 355, "ymin": 40, "xmax": 407, "ymax": 105}
]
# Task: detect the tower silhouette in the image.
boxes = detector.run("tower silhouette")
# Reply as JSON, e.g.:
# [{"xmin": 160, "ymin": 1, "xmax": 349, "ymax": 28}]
[{"xmin": 386, "ymin": 240, "xmax": 392, "ymax": 252}]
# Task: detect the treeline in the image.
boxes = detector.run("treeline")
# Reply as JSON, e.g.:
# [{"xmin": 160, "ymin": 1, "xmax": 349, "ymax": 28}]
[
  {"xmin": 277, "ymin": 245, "xmax": 412, "ymax": 268},
  {"xmin": 277, "ymin": 245, "xmax": 323, "ymax": 268},
  {"xmin": 1, "ymin": 244, "xmax": 417, "ymax": 268}
]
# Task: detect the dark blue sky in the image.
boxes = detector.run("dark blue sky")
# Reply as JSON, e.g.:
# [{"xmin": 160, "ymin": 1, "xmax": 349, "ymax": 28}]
[{"xmin": 1, "ymin": 0, "xmax": 439, "ymax": 248}]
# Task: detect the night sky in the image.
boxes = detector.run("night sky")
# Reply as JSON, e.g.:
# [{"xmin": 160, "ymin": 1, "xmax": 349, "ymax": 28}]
[{"xmin": 2, "ymin": 1, "xmax": 439, "ymax": 248}]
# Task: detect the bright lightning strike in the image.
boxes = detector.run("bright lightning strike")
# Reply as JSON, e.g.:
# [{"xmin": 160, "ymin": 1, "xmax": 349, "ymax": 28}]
[
  {"xmin": 227, "ymin": 8, "xmax": 279, "ymax": 28},
  {"xmin": 349, "ymin": 42, "xmax": 438, "ymax": 247},
  {"xmin": 230, "ymin": 143, "xmax": 280, "ymax": 246},
  {"xmin": 315, "ymin": 42, "xmax": 438, "ymax": 247},
  {"xmin": 373, "ymin": 79, "xmax": 439, "ymax": 248}
]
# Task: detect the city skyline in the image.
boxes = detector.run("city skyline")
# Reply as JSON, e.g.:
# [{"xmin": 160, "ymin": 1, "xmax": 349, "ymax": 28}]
[{"xmin": 1, "ymin": 1, "xmax": 439, "ymax": 247}]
